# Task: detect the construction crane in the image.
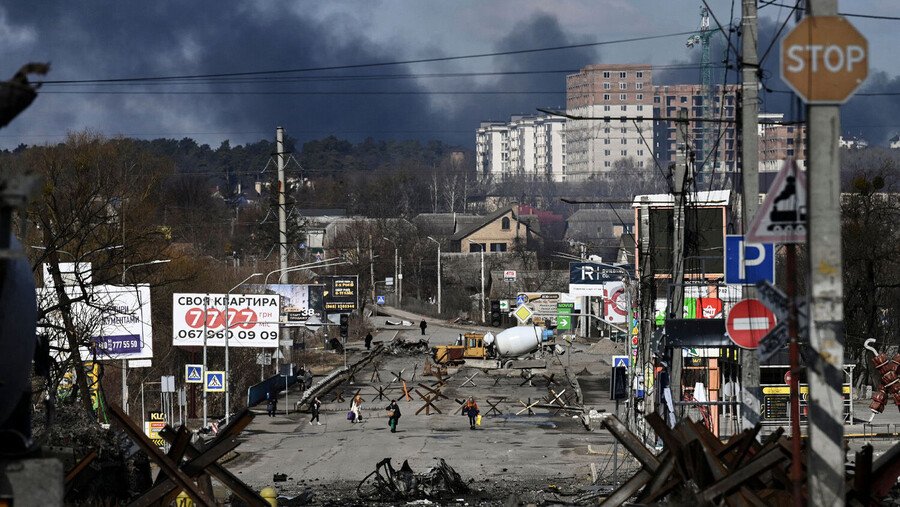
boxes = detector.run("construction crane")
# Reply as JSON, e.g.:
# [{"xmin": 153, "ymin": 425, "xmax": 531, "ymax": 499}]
[{"xmin": 686, "ymin": 7, "xmax": 721, "ymax": 179}]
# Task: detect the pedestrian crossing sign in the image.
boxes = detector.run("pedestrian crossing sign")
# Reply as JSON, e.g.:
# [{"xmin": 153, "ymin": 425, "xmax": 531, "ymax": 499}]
[
  {"xmin": 377, "ymin": 296, "xmax": 385, "ymax": 304},
  {"xmin": 612, "ymin": 355, "xmax": 630, "ymax": 369},
  {"xmin": 205, "ymin": 371, "xmax": 226, "ymax": 392},
  {"xmin": 185, "ymin": 364, "xmax": 203, "ymax": 384}
]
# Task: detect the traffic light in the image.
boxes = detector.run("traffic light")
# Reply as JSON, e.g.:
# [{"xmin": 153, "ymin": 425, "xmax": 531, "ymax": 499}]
[
  {"xmin": 339, "ymin": 313, "xmax": 349, "ymax": 338},
  {"xmin": 490, "ymin": 300, "xmax": 502, "ymax": 327}
]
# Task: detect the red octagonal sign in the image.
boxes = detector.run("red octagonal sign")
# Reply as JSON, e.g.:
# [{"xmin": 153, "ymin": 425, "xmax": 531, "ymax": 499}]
[{"xmin": 726, "ymin": 299, "xmax": 776, "ymax": 349}]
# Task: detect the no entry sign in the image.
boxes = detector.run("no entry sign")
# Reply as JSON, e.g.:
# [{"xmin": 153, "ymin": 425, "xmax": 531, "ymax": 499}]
[{"xmin": 726, "ymin": 299, "xmax": 776, "ymax": 349}]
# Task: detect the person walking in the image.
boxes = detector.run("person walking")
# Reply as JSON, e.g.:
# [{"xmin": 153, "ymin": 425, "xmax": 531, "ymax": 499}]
[
  {"xmin": 365, "ymin": 332, "xmax": 373, "ymax": 350},
  {"xmin": 463, "ymin": 397, "xmax": 479, "ymax": 429},
  {"xmin": 419, "ymin": 319, "xmax": 427, "ymax": 336},
  {"xmin": 309, "ymin": 396, "xmax": 322, "ymax": 426},
  {"xmin": 386, "ymin": 399, "xmax": 401, "ymax": 433},
  {"xmin": 266, "ymin": 391, "xmax": 278, "ymax": 417},
  {"xmin": 350, "ymin": 395, "xmax": 364, "ymax": 423}
]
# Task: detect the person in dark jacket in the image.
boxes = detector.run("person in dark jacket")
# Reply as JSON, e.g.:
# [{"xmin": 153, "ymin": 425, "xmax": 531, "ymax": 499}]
[
  {"xmin": 386, "ymin": 400, "xmax": 401, "ymax": 433},
  {"xmin": 464, "ymin": 397, "xmax": 479, "ymax": 429},
  {"xmin": 309, "ymin": 396, "xmax": 322, "ymax": 426},
  {"xmin": 419, "ymin": 319, "xmax": 427, "ymax": 335},
  {"xmin": 365, "ymin": 332, "xmax": 373, "ymax": 350},
  {"xmin": 266, "ymin": 392, "xmax": 278, "ymax": 417}
]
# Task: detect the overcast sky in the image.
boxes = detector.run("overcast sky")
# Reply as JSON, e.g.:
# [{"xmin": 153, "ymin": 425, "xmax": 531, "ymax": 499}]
[{"xmin": 2, "ymin": 1, "xmax": 899, "ymax": 150}]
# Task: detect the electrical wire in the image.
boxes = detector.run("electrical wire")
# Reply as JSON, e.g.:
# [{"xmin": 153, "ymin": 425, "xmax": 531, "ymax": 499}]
[{"xmin": 37, "ymin": 31, "xmax": 698, "ymax": 86}]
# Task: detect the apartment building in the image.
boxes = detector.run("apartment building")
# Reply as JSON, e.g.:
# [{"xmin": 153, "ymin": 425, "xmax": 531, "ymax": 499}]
[
  {"xmin": 652, "ymin": 84, "xmax": 740, "ymax": 180},
  {"xmin": 565, "ymin": 64, "xmax": 654, "ymax": 180},
  {"xmin": 475, "ymin": 114, "xmax": 566, "ymax": 181},
  {"xmin": 759, "ymin": 113, "xmax": 807, "ymax": 172}
]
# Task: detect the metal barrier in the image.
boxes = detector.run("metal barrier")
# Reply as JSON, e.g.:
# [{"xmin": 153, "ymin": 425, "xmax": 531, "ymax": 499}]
[{"xmin": 247, "ymin": 374, "xmax": 298, "ymax": 408}]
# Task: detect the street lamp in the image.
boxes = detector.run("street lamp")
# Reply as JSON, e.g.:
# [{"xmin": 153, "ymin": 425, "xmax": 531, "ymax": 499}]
[
  {"xmin": 264, "ymin": 258, "xmax": 347, "ymax": 285},
  {"xmin": 121, "ymin": 259, "xmax": 171, "ymax": 416},
  {"xmin": 32, "ymin": 244, "xmax": 124, "ymax": 284},
  {"xmin": 427, "ymin": 237, "xmax": 441, "ymax": 315},
  {"xmin": 225, "ymin": 272, "xmax": 263, "ymax": 424},
  {"xmin": 383, "ymin": 237, "xmax": 400, "ymax": 307},
  {"xmin": 467, "ymin": 240, "xmax": 485, "ymax": 324}
]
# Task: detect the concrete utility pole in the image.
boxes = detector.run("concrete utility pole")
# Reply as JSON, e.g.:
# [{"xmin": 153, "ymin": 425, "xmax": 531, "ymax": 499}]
[
  {"xmin": 806, "ymin": 1, "xmax": 846, "ymax": 503},
  {"xmin": 639, "ymin": 197, "xmax": 655, "ymax": 430},
  {"xmin": 276, "ymin": 127, "xmax": 288, "ymax": 281},
  {"xmin": 668, "ymin": 109, "xmax": 689, "ymax": 420},
  {"xmin": 740, "ymin": 0, "xmax": 762, "ymax": 432}
]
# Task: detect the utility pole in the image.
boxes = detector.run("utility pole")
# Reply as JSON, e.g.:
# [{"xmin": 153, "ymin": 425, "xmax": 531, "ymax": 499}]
[
  {"xmin": 740, "ymin": 0, "xmax": 761, "ymax": 432},
  {"xmin": 639, "ymin": 197, "xmax": 655, "ymax": 435},
  {"xmin": 276, "ymin": 127, "xmax": 288, "ymax": 281},
  {"xmin": 806, "ymin": 0, "xmax": 846, "ymax": 503},
  {"xmin": 668, "ymin": 109, "xmax": 689, "ymax": 422}
]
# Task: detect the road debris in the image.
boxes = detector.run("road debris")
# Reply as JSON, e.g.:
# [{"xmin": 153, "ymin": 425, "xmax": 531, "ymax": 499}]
[{"xmin": 357, "ymin": 458, "xmax": 469, "ymax": 502}]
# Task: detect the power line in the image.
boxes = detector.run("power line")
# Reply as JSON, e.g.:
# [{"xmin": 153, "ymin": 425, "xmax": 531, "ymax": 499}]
[
  {"xmin": 41, "ymin": 90, "xmax": 568, "ymax": 96},
  {"xmin": 36, "ymin": 31, "xmax": 697, "ymax": 85},
  {"xmin": 759, "ymin": 2, "xmax": 900, "ymax": 20}
]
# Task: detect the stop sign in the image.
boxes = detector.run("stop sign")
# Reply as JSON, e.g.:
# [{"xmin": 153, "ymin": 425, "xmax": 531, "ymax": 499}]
[
  {"xmin": 726, "ymin": 299, "xmax": 776, "ymax": 349},
  {"xmin": 781, "ymin": 16, "xmax": 868, "ymax": 103}
]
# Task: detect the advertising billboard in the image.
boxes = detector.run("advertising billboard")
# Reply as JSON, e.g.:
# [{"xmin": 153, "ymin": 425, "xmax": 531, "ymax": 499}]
[
  {"xmin": 39, "ymin": 284, "xmax": 153, "ymax": 361},
  {"xmin": 323, "ymin": 275, "xmax": 358, "ymax": 312},
  {"xmin": 245, "ymin": 284, "xmax": 325, "ymax": 326},
  {"xmin": 172, "ymin": 293, "xmax": 280, "ymax": 348}
]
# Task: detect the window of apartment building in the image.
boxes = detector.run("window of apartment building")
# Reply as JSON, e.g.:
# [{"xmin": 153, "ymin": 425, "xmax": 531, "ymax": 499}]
[
  {"xmin": 603, "ymin": 94, "xmax": 610, "ymax": 100},
  {"xmin": 604, "ymin": 82, "xmax": 611, "ymax": 90},
  {"xmin": 604, "ymin": 127, "xmax": 610, "ymax": 133},
  {"xmin": 604, "ymin": 161, "xmax": 611, "ymax": 167},
  {"xmin": 636, "ymin": 82, "xmax": 643, "ymax": 90},
  {"xmin": 604, "ymin": 139, "xmax": 611, "ymax": 145},
  {"xmin": 619, "ymin": 82, "xmax": 627, "ymax": 90},
  {"xmin": 637, "ymin": 104, "xmax": 643, "ymax": 110},
  {"xmin": 621, "ymin": 127, "xmax": 627, "ymax": 133},
  {"xmin": 604, "ymin": 149, "xmax": 611, "ymax": 156},
  {"xmin": 788, "ymin": 149, "xmax": 794, "ymax": 157},
  {"xmin": 620, "ymin": 94, "xmax": 627, "ymax": 100},
  {"xmin": 621, "ymin": 150, "xmax": 627, "ymax": 156},
  {"xmin": 680, "ymin": 96, "xmax": 687, "ymax": 103},
  {"xmin": 638, "ymin": 161, "xmax": 644, "ymax": 167},
  {"xmin": 654, "ymin": 96, "xmax": 661, "ymax": 103},
  {"xmin": 636, "ymin": 71, "xmax": 643, "ymax": 78},
  {"xmin": 620, "ymin": 105, "xmax": 627, "ymax": 111},
  {"xmin": 603, "ymin": 71, "xmax": 610, "ymax": 78},
  {"xmin": 638, "ymin": 149, "xmax": 644, "ymax": 156},
  {"xmin": 787, "ymin": 127, "xmax": 794, "ymax": 133},
  {"xmin": 604, "ymin": 105, "xmax": 611, "ymax": 111},
  {"xmin": 501, "ymin": 217, "xmax": 510, "ymax": 230},
  {"xmin": 621, "ymin": 139, "xmax": 627, "ymax": 144},
  {"xmin": 619, "ymin": 71, "xmax": 627, "ymax": 78},
  {"xmin": 637, "ymin": 94, "xmax": 643, "ymax": 101}
]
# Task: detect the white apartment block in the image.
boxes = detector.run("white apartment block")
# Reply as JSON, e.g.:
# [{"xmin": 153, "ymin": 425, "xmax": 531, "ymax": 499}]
[
  {"xmin": 475, "ymin": 114, "xmax": 566, "ymax": 182},
  {"xmin": 565, "ymin": 64, "xmax": 654, "ymax": 180}
]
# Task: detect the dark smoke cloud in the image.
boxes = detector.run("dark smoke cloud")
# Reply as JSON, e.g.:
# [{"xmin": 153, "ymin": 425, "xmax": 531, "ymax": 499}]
[{"xmin": 1, "ymin": 5, "xmax": 598, "ymax": 150}]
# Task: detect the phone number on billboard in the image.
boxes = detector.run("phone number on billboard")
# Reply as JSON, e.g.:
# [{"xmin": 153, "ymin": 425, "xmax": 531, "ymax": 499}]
[{"xmin": 175, "ymin": 329, "xmax": 277, "ymax": 340}]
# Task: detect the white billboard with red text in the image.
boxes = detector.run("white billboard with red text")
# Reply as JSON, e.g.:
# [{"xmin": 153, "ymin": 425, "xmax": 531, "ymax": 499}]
[{"xmin": 172, "ymin": 293, "xmax": 280, "ymax": 348}]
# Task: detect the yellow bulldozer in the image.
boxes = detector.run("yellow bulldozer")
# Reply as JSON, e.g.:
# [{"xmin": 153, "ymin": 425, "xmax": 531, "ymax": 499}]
[{"xmin": 433, "ymin": 333, "xmax": 488, "ymax": 365}]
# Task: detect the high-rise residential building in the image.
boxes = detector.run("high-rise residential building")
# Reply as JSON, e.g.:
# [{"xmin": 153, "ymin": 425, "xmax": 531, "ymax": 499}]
[
  {"xmin": 652, "ymin": 84, "xmax": 740, "ymax": 180},
  {"xmin": 759, "ymin": 113, "xmax": 807, "ymax": 172},
  {"xmin": 475, "ymin": 114, "xmax": 566, "ymax": 181},
  {"xmin": 565, "ymin": 64, "xmax": 655, "ymax": 180}
]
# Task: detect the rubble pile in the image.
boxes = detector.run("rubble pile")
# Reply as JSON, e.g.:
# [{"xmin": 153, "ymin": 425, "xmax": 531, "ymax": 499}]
[
  {"xmin": 356, "ymin": 458, "xmax": 470, "ymax": 502},
  {"xmin": 384, "ymin": 338, "xmax": 431, "ymax": 356}
]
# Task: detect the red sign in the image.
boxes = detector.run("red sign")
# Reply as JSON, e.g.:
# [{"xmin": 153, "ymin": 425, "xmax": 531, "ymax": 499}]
[
  {"xmin": 784, "ymin": 371, "xmax": 792, "ymax": 385},
  {"xmin": 726, "ymin": 299, "xmax": 776, "ymax": 349}
]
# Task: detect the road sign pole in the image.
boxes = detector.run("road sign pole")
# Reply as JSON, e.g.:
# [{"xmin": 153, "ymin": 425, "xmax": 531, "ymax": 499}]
[
  {"xmin": 786, "ymin": 243, "xmax": 802, "ymax": 505},
  {"xmin": 807, "ymin": 5, "xmax": 846, "ymax": 504}
]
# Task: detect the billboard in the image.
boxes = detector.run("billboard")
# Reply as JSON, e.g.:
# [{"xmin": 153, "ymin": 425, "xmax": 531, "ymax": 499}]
[
  {"xmin": 172, "ymin": 293, "xmax": 280, "ymax": 348},
  {"xmin": 323, "ymin": 275, "xmax": 358, "ymax": 312},
  {"xmin": 569, "ymin": 262, "xmax": 633, "ymax": 296},
  {"xmin": 39, "ymin": 284, "xmax": 153, "ymax": 361},
  {"xmin": 515, "ymin": 292, "xmax": 580, "ymax": 327},
  {"xmin": 245, "ymin": 284, "xmax": 324, "ymax": 326}
]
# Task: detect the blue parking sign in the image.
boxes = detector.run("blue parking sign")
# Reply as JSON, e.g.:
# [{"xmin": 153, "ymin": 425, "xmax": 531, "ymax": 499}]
[{"xmin": 725, "ymin": 235, "xmax": 775, "ymax": 284}]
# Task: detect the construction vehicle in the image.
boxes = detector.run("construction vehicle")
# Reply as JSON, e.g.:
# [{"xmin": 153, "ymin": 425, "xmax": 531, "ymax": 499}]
[{"xmin": 433, "ymin": 327, "xmax": 558, "ymax": 369}]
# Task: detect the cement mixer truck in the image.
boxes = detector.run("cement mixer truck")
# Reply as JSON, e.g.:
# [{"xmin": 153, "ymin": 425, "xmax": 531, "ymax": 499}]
[{"xmin": 433, "ymin": 326, "xmax": 558, "ymax": 369}]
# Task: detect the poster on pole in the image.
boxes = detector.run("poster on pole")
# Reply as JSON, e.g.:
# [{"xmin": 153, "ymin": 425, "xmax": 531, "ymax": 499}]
[
  {"xmin": 172, "ymin": 293, "xmax": 280, "ymax": 348},
  {"xmin": 39, "ymin": 284, "xmax": 154, "ymax": 361},
  {"xmin": 322, "ymin": 275, "xmax": 359, "ymax": 311},
  {"xmin": 245, "ymin": 284, "xmax": 324, "ymax": 326}
]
